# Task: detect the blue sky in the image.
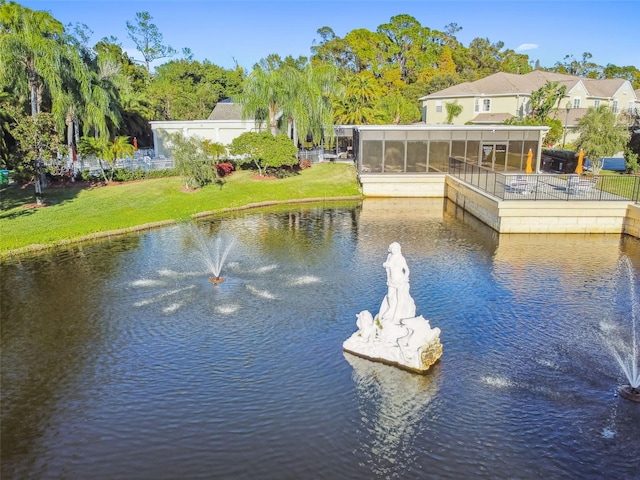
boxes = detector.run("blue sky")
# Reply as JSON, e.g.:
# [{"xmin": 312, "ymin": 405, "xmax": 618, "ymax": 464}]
[{"xmin": 20, "ymin": 0, "xmax": 640, "ymax": 72}]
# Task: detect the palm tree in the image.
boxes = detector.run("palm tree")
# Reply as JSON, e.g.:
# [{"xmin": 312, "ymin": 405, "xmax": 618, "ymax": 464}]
[
  {"xmin": 236, "ymin": 62, "xmax": 297, "ymax": 136},
  {"xmin": 285, "ymin": 62, "xmax": 340, "ymax": 147},
  {"xmin": 77, "ymin": 135, "xmax": 133, "ymax": 182},
  {"xmin": 0, "ymin": 1, "xmax": 89, "ymax": 201},
  {"xmin": 333, "ymin": 72, "xmax": 380, "ymax": 125},
  {"xmin": 236, "ymin": 58, "xmax": 339, "ymax": 147},
  {"xmin": 0, "ymin": 2, "xmax": 89, "ymax": 117}
]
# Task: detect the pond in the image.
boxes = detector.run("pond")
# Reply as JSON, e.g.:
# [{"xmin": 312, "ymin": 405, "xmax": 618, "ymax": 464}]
[{"xmin": 2, "ymin": 198, "xmax": 639, "ymax": 479}]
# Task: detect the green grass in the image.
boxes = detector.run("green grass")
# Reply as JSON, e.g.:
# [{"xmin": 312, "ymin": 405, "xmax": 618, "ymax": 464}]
[{"xmin": 0, "ymin": 163, "xmax": 361, "ymax": 255}]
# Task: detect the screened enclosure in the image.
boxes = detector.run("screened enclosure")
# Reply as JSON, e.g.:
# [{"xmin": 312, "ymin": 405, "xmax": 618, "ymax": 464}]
[{"xmin": 353, "ymin": 125, "xmax": 549, "ymax": 174}]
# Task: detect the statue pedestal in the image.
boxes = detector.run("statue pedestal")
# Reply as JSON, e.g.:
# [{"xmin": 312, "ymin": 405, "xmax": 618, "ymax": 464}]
[{"xmin": 343, "ymin": 312, "xmax": 442, "ymax": 374}]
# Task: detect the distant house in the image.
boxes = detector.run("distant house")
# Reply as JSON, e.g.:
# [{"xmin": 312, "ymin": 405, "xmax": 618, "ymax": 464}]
[
  {"xmin": 149, "ymin": 99, "xmax": 265, "ymax": 159},
  {"xmin": 419, "ymin": 71, "xmax": 639, "ymax": 145}
]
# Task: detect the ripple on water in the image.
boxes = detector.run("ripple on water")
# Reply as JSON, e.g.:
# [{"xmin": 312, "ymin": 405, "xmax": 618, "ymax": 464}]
[
  {"xmin": 245, "ymin": 284, "xmax": 278, "ymax": 300},
  {"xmin": 288, "ymin": 274, "xmax": 322, "ymax": 286},
  {"xmin": 130, "ymin": 278, "xmax": 166, "ymax": 288}
]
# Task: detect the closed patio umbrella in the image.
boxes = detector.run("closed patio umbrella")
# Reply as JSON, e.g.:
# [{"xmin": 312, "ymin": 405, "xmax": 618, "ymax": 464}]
[
  {"xmin": 525, "ymin": 149, "xmax": 533, "ymax": 174},
  {"xmin": 575, "ymin": 149, "xmax": 584, "ymax": 174}
]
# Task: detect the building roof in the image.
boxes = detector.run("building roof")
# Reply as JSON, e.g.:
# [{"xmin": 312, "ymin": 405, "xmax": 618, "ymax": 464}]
[
  {"xmin": 582, "ymin": 78, "xmax": 627, "ymax": 98},
  {"xmin": 207, "ymin": 100, "xmax": 244, "ymax": 120},
  {"xmin": 470, "ymin": 112, "xmax": 515, "ymax": 124},
  {"xmin": 419, "ymin": 70, "xmax": 628, "ymax": 101},
  {"xmin": 549, "ymin": 107, "xmax": 588, "ymax": 126}
]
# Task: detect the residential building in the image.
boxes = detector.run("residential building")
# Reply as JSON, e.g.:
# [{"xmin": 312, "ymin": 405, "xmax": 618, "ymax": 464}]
[{"xmin": 419, "ymin": 71, "xmax": 639, "ymax": 145}]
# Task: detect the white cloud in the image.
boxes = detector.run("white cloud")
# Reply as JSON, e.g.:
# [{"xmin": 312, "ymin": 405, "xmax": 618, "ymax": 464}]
[{"xmin": 516, "ymin": 43, "xmax": 539, "ymax": 51}]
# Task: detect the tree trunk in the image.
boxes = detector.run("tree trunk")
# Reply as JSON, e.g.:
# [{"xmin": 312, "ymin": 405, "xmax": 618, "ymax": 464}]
[
  {"xmin": 34, "ymin": 161, "xmax": 44, "ymax": 205},
  {"xmin": 29, "ymin": 80, "xmax": 38, "ymax": 116}
]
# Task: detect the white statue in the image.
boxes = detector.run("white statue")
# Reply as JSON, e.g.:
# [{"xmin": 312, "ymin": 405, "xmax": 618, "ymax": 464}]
[
  {"xmin": 379, "ymin": 242, "xmax": 416, "ymax": 323},
  {"xmin": 344, "ymin": 243, "xmax": 443, "ymax": 373}
]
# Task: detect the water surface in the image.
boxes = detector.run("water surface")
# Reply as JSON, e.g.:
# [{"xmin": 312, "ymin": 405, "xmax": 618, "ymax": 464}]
[{"xmin": 2, "ymin": 199, "xmax": 639, "ymax": 479}]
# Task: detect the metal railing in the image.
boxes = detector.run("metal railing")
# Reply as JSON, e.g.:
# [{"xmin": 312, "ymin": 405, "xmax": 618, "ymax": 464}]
[
  {"xmin": 448, "ymin": 157, "xmax": 640, "ymax": 202},
  {"xmin": 46, "ymin": 152, "xmax": 174, "ymax": 177}
]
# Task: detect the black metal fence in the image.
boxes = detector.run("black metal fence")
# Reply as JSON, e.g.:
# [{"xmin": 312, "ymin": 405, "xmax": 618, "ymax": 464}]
[{"xmin": 448, "ymin": 157, "xmax": 640, "ymax": 202}]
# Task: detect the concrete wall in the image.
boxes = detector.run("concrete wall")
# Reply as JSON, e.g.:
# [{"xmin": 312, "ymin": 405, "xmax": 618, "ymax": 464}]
[
  {"xmin": 359, "ymin": 174, "xmax": 447, "ymax": 197},
  {"xmin": 359, "ymin": 173, "xmax": 639, "ymax": 237},
  {"xmin": 445, "ymin": 175, "xmax": 632, "ymax": 234},
  {"xmin": 149, "ymin": 120, "xmax": 259, "ymax": 158},
  {"xmin": 624, "ymin": 204, "xmax": 640, "ymax": 237}
]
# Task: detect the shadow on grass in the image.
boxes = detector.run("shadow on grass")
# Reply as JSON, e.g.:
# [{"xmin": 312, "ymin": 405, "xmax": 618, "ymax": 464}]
[{"xmin": 0, "ymin": 182, "xmax": 85, "ymax": 219}]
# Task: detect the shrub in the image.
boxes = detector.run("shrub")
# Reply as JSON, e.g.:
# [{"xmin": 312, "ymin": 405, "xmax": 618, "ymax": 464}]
[
  {"xmin": 165, "ymin": 132, "xmax": 218, "ymax": 189},
  {"xmin": 215, "ymin": 162, "xmax": 235, "ymax": 177},
  {"xmin": 229, "ymin": 131, "xmax": 298, "ymax": 176},
  {"xmin": 299, "ymin": 158, "xmax": 312, "ymax": 170},
  {"xmin": 625, "ymin": 148, "xmax": 640, "ymax": 174}
]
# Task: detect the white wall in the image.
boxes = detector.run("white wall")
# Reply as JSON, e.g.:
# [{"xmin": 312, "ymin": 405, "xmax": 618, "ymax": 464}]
[{"xmin": 149, "ymin": 119, "xmax": 261, "ymax": 158}]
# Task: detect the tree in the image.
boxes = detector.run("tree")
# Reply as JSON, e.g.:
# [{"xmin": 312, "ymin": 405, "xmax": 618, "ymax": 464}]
[
  {"xmin": 0, "ymin": 91, "xmax": 12, "ymax": 166},
  {"xmin": 553, "ymin": 52, "xmax": 601, "ymax": 78},
  {"xmin": 377, "ymin": 14, "xmax": 437, "ymax": 83},
  {"xmin": 0, "ymin": 1, "xmax": 89, "ymax": 119},
  {"xmin": 77, "ymin": 135, "xmax": 133, "ymax": 182},
  {"xmin": 332, "ymin": 71, "xmax": 380, "ymax": 124},
  {"xmin": 237, "ymin": 56, "xmax": 337, "ymax": 147},
  {"xmin": 10, "ymin": 111, "xmax": 62, "ymax": 203},
  {"xmin": 164, "ymin": 132, "xmax": 217, "ymax": 188},
  {"xmin": 236, "ymin": 60, "xmax": 297, "ymax": 136},
  {"xmin": 445, "ymin": 101, "xmax": 462, "ymax": 124},
  {"xmin": 286, "ymin": 62, "xmax": 339, "ymax": 147},
  {"xmin": 126, "ymin": 11, "xmax": 176, "ymax": 73},
  {"xmin": 148, "ymin": 59, "xmax": 243, "ymax": 120},
  {"xmin": 94, "ymin": 36, "xmax": 154, "ymax": 143},
  {"xmin": 229, "ymin": 131, "xmax": 298, "ymax": 176},
  {"xmin": 375, "ymin": 91, "xmax": 420, "ymax": 125},
  {"xmin": 574, "ymin": 105, "xmax": 631, "ymax": 173},
  {"xmin": 602, "ymin": 64, "xmax": 640, "ymax": 89},
  {"xmin": 529, "ymin": 81, "xmax": 567, "ymax": 121}
]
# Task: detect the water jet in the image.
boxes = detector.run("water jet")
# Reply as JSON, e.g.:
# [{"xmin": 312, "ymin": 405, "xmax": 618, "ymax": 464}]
[
  {"xmin": 188, "ymin": 223, "xmax": 234, "ymax": 285},
  {"xmin": 607, "ymin": 256, "xmax": 640, "ymax": 402}
]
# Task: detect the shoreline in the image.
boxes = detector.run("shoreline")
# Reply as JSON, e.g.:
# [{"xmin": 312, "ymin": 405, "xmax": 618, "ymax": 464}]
[{"xmin": 0, "ymin": 196, "xmax": 362, "ymax": 260}]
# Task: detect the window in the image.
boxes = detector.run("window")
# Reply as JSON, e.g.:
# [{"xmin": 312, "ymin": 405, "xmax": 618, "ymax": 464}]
[
  {"xmin": 475, "ymin": 98, "xmax": 491, "ymax": 112},
  {"xmin": 612, "ymin": 99, "xmax": 618, "ymax": 113},
  {"xmin": 573, "ymin": 97, "xmax": 581, "ymax": 108},
  {"xmin": 629, "ymin": 102, "xmax": 635, "ymax": 113},
  {"xmin": 435, "ymin": 100, "xmax": 443, "ymax": 113},
  {"xmin": 594, "ymin": 99, "xmax": 600, "ymax": 108}
]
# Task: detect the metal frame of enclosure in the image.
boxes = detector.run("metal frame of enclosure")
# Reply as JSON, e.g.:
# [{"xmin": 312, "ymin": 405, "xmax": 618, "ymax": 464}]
[{"xmin": 353, "ymin": 125, "xmax": 549, "ymax": 175}]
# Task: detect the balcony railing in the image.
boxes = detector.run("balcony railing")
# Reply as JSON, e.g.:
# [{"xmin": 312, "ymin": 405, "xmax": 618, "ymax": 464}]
[{"xmin": 448, "ymin": 157, "xmax": 640, "ymax": 202}]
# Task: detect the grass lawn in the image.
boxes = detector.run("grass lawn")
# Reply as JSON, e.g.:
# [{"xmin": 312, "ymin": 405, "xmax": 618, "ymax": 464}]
[{"xmin": 0, "ymin": 163, "xmax": 361, "ymax": 256}]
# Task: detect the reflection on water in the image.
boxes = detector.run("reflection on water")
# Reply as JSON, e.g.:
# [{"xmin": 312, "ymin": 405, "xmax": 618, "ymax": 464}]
[
  {"xmin": 345, "ymin": 353, "xmax": 441, "ymax": 478},
  {"xmin": 1, "ymin": 199, "xmax": 639, "ymax": 479}
]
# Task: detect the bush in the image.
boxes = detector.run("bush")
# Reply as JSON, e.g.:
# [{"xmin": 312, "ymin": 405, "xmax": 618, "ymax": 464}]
[
  {"xmin": 299, "ymin": 158, "xmax": 312, "ymax": 170},
  {"xmin": 215, "ymin": 162, "xmax": 235, "ymax": 177},
  {"xmin": 625, "ymin": 148, "xmax": 640, "ymax": 174},
  {"xmin": 165, "ymin": 132, "xmax": 218, "ymax": 189},
  {"xmin": 229, "ymin": 131, "xmax": 298, "ymax": 176}
]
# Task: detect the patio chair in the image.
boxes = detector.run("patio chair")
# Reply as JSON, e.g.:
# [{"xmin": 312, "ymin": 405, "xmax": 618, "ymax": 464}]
[
  {"xmin": 508, "ymin": 175, "xmax": 536, "ymax": 195},
  {"xmin": 567, "ymin": 175, "xmax": 598, "ymax": 195}
]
